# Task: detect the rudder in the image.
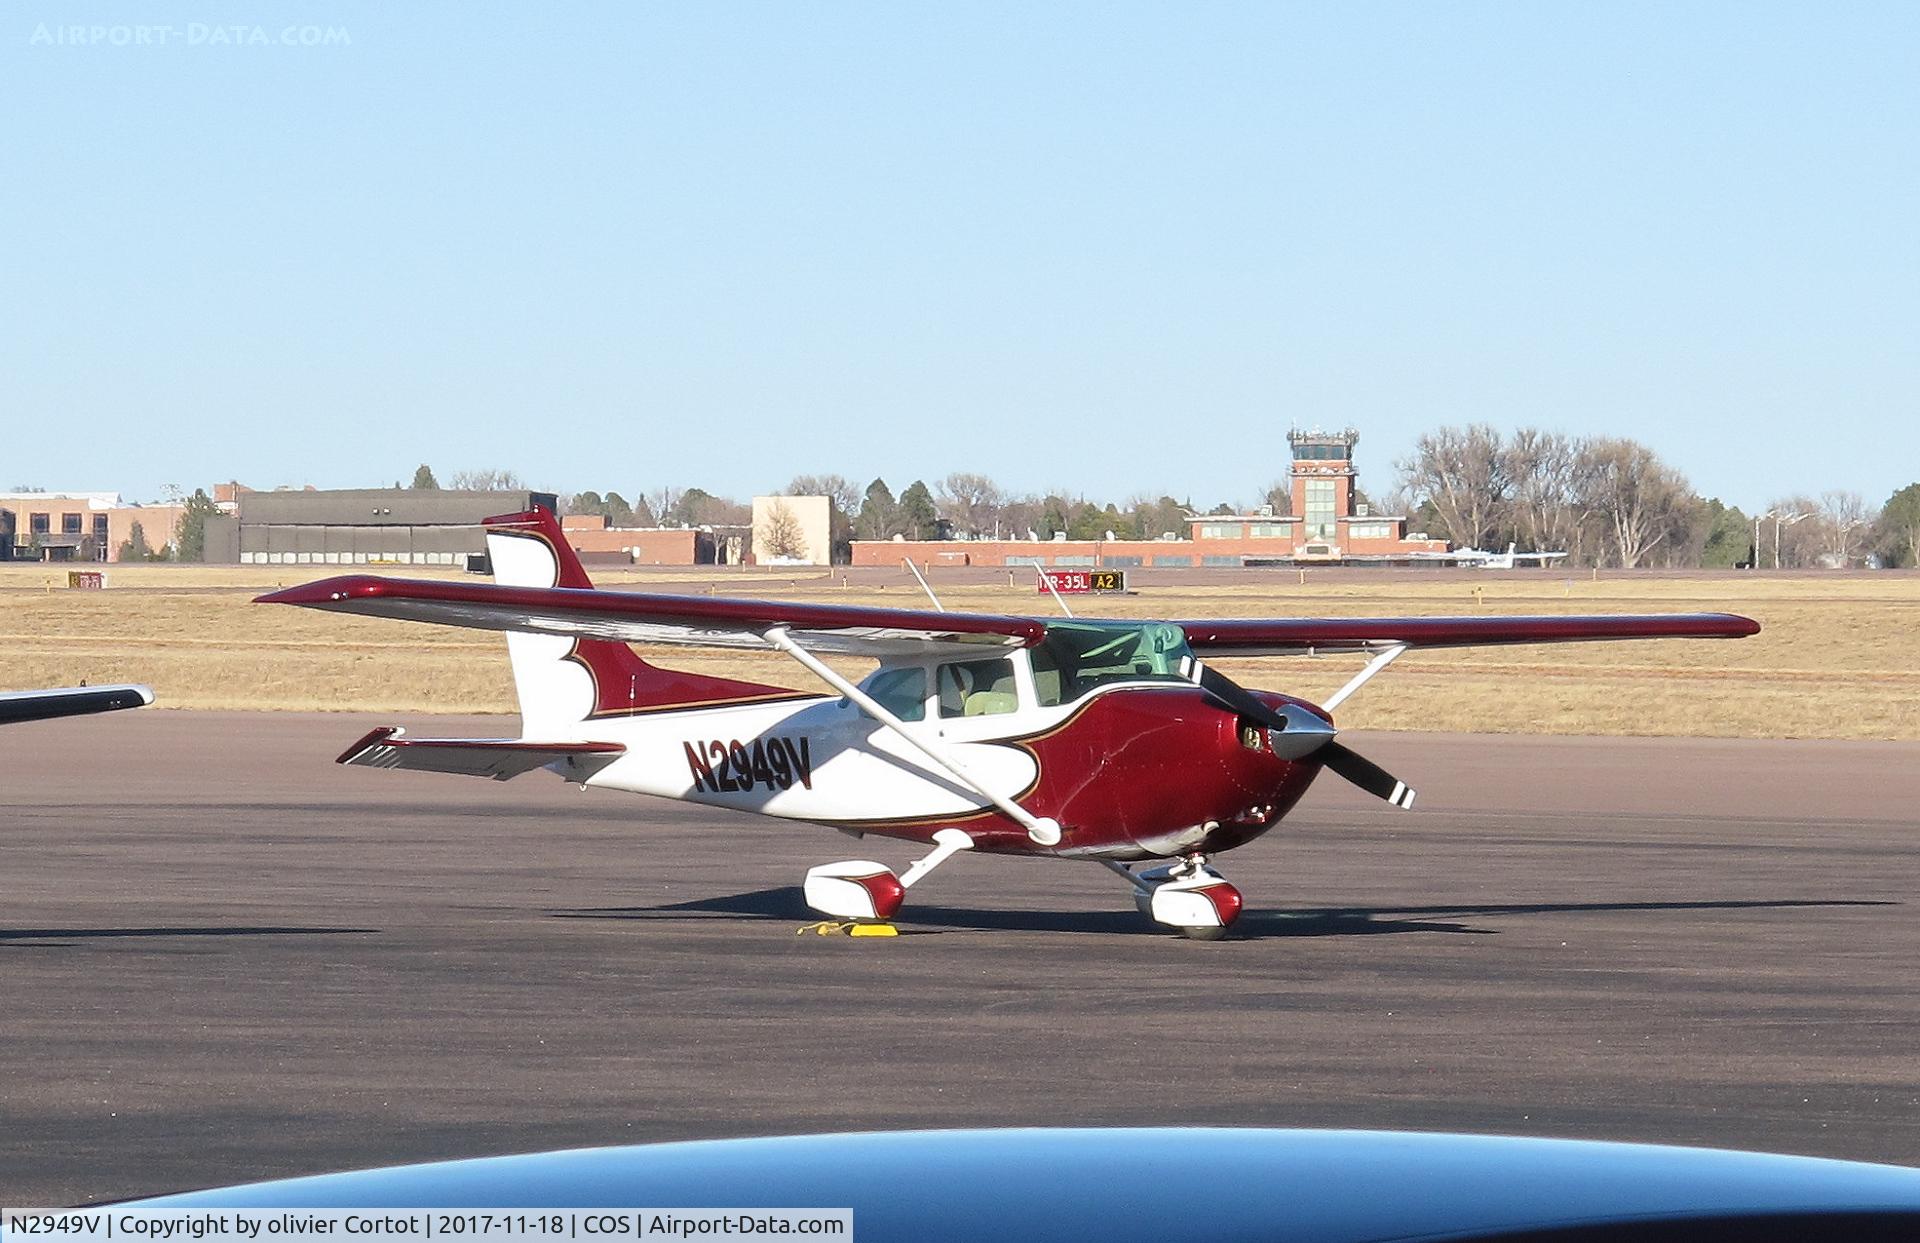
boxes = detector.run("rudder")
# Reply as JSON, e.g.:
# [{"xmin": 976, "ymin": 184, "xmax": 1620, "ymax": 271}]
[{"xmin": 481, "ymin": 508, "xmax": 807, "ymax": 735}]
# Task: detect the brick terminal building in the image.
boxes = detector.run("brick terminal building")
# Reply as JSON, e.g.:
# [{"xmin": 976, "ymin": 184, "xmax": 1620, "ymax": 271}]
[
  {"xmin": 0, "ymin": 492, "xmax": 187, "ymax": 563},
  {"xmin": 850, "ymin": 428, "xmax": 1447, "ymax": 569}
]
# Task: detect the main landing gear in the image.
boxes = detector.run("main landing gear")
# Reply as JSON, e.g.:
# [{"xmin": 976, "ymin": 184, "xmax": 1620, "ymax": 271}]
[
  {"xmin": 1103, "ymin": 854, "xmax": 1244, "ymax": 940},
  {"xmin": 800, "ymin": 828, "xmax": 975, "ymax": 934},
  {"xmin": 799, "ymin": 835, "xmax": 1244, "ymax": 941}
]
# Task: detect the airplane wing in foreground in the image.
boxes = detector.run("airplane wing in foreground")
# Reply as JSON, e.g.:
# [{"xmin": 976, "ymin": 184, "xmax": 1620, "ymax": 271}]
[
  {"xmin": 1178, "ymin": 613, "xmax": 1759, "ymax": 656},
  {"xmin": 261, "ymin": 578, "xmax": 1758, "ymax": 660},
  {"xmin": 258, "ymin": 577, "xmax": 1046, "ymax": 657},
  {"xmin": 0, "ymin": 684, "xmax": 155, "ymax": 726}
]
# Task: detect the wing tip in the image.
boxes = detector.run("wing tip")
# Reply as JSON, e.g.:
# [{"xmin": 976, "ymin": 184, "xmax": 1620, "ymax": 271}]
[
  {"xmin": 338, "ymin": 725, "xmax": 403, "ymax": 764},
  {"xmin": 255, "ymin": 576, "xmax": 384, "ymax": 606}
]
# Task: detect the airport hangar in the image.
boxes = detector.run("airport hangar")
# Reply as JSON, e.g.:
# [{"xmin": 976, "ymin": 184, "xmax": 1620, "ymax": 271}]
[{"xmin": 201, "ymin": 488, "xmax": 711, "ymax": 568}]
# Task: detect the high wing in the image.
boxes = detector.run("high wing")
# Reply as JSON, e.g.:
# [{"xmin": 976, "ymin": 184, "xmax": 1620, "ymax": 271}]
[
  {"xmin": 260, "ymin": 578, "xmax": 1757, "ymax": 660},
  {"xmin": 1179, "ymin": 613, "xmax": 1759, "ymax": 656},
  {"xmin": 258, "ymin": 577, "xmax": 1046, "ymax": 657},
  {"xmin": 0, "ymin": 684, "xmax": 155, "ymax": 726}
]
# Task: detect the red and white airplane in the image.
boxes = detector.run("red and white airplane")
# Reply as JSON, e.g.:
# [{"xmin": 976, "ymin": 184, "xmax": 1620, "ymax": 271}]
[{"xmin": 259, "ymin": 508, "xmax": 1759, "ymax": 938}]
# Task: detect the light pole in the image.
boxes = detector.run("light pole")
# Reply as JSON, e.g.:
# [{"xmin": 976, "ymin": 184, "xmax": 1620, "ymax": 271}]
[
  {"xmin": 1752, "ymin": 509, "xmax": 1778, "ymax": 570},
  {"xmin": 1774, "ymin": 511, "xmax": 1804, "ymax": 568}
]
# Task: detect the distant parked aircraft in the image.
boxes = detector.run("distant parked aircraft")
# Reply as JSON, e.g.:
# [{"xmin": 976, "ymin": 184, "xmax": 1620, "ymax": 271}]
[
  {"xmin": 0, "ymin": 684, "xmax": 154, "ymax": 726},
  {"xmin": 1415, "ymin": 543, "xmax": 1569, "ymax": 569}
]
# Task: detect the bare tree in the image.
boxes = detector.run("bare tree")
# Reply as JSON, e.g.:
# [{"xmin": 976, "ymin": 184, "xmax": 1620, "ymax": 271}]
[
  {"xmin": 936, "ymin": 472, "xmax": 1006, "ymax": 538},
  {"xmin": 998, "ymin": 494, "xmax": 1044, "ymax": 541},
  {"xmin": 1395, "ymin": 424, "xmax": 1513, "ymax": 550},
  {"xmin": 786, "ymin": 474, "xmax": 860, "ymax": 517},
  {"xmin": 1504, "ymin": 429, "xmax": 1595, "ymax": 554},
  {"xmin": 1580, "ymin": 438, "xmax": 1695, "ymax": 568},
  {"xmin": 447, "ymin": 468, "xmax": 526, "ymax": 492},
  {"xmin": 1817, "ymin": 490, "xmax": 1877, "ymax": 567},
  {"xmin": 761, "ymin": 499, "xmax": 808, "ymax": 560}
]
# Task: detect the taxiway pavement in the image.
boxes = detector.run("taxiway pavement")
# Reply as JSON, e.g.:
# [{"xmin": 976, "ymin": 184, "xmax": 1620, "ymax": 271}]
[{"xmin": 3, "ymin": 712, "xmax": 1916, "ymax": 1203}]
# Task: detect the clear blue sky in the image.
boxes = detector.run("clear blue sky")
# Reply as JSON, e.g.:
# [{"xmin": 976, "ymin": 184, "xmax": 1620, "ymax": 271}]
[{"xmin": 5, "ymin": 2, "xmax": 1915, "ymax": 512}]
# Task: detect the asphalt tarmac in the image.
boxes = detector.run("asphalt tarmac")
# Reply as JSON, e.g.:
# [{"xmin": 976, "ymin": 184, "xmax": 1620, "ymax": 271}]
[{"xmin": 3, "ymin": 712, "xmax": 1917, "ymax": 1204}]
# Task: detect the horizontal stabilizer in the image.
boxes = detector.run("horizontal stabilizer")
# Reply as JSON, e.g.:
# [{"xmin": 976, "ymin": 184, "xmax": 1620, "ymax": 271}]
[
  {"xmin": 337, "ymin": 727, "xmax": 625, "ymax": 782},
  {"xmin": 0, "ymin": 684, "xmax": 154, "ymax": 726}
]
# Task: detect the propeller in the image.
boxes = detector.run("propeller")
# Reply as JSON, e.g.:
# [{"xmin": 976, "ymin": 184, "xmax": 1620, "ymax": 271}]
[
  {"xmin": 1320, "ymin": 741, "xmax": 1416, "ymax": 810},
  {"xmin": 1194, "ymin": 663, "xmax": 1416, "ymax": 810}
]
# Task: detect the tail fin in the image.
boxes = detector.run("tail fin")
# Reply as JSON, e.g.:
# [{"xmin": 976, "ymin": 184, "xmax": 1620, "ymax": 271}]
[{"xmin": 481, "ymin": 508, "xmax": 805, "ymax": 735}]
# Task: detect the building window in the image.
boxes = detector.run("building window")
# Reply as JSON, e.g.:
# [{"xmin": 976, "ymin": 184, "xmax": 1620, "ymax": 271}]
[
  {"xmin": 1198, "ymin": 523, "xmax": 1241, "ymax": 540},
  {"xmin": 31, "ymin": 513, "xmax": 50, "ymax": 535},
  {"xmin": 1201, "ymin": 555, "xmax": 1242, "ymax": 567},
  {"xmin": 62, "ymin": 513, "xmax": 83, "ymax": 534},
  {"xmin": 1303, "ymin": 480, "xmax": 1337, "ymax": 539},
  {"xmin": 1347, "ymin": 522, "xmax": 1392, "ymax": 540},
  {"xmin": 1152, "ymin": 554, "xmax": 1193, "ymax": 566},
  {"xmin": 1248, "ymin": 522, "xmax": 1291, "ymax": 539}
]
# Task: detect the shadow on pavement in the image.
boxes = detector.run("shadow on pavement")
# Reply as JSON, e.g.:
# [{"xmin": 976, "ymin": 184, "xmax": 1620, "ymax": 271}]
[{"xmin": 551, "ymin": 889, "xmax": 1896, "ymax": 940}]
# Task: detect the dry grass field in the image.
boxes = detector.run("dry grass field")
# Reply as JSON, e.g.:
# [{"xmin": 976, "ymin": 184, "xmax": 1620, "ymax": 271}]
[{"xmin": 4, "ymin": 562, "xmax": 1917, "ymax": 740}]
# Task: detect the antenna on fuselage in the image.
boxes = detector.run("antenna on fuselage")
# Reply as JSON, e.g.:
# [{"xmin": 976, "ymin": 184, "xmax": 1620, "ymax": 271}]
[{"xmin": 903, "ymin": 558, "xmax": 946, "ymax": 612}]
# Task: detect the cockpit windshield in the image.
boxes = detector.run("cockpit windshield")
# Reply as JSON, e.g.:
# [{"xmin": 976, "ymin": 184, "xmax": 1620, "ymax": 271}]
[{"xmin": 1030, "ymin": 620, "xmax": 1193, "ymax": 707}]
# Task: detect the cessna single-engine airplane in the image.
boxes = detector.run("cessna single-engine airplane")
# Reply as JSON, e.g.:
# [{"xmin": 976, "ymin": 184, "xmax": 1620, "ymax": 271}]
[
  {"xmin": 1, "ymin": 683, "xmax": 154, "ymax": 725},
  {"xmin": 260, "ymin": 508, "xmax": 1758, "ymax": 938},
  {"xmin": 1414, "ymin": 543, "xmax": 1571, "ymax": 570}
]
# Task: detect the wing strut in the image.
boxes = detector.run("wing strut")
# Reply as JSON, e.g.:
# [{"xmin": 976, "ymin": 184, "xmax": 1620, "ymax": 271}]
[
  {"xmin": 902, "ymin": 558, "xmax": 947, "ymax": 613},
  {"xmin": 1035, "ymin": 566, "xmax": 1075, "ymax": 618},
  {"xmin": 762, "ymin": 625, "xmax": 1063, "ymax": 846},
  {"xmin": 1322, "ymin": 643, "xmax": 1408, "ymax": 712}
]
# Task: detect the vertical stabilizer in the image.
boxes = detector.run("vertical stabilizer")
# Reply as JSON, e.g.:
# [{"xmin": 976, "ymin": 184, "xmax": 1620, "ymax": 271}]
[{"xmin": 480, "ymin": 508, "xmax": 807, "ymax": 736}]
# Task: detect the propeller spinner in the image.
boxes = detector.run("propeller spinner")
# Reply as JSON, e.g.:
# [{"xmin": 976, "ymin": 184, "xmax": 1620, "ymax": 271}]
[{"xmin": 1195, "ymin": 663, "xmax": 1416, "ymax": 810}]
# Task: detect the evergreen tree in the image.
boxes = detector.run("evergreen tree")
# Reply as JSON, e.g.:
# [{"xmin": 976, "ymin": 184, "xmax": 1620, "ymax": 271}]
[
  {"xmin": 118, "ymin": 521, "xmax": 151, "ymax": 562},
  {"xmin": 1067, "ymin": 501, "xmax": 1106, "ymax": 541},
  {"xmin": 1877, "ymin": 483, "xmax": 1920, "ymax": 567},
  {"xmin": 1696, "ymin": 498, "xmax": 1752, "ymax": 568},
  {"xmin": 897, "ymin": 481, "xmax": 939, "ymax": 541},
  {"xmin": 173, "ymin": 489, "xmax": 221, "ymax": 562},
  {"xmin": 603, "ymin": 491, "xmax": 635, "ymax": 527},
  {"xmin": 670, "ymin": 487, "xmax": 717, "ymax": 527},
  {"xmin": 629, "ymin": 493, "xmax": 658, "ymax": 527},
  {"xmin": 857, "ymin": 478, "xmax": 898, "ymax": 541},
  {"xmin": 410, "ymin": 465, "xmax": 439, "ymax": 489},
  {"xmin": 1039, "ymin": 495, "xmax": 1070, "ymax": 539}
]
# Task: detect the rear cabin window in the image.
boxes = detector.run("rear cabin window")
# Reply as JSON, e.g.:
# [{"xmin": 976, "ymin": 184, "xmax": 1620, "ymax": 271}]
[
  {"xmin": 937, "ymin": 658, "xmax": 1019, "ymax": 718},
  {"xmin": 1031, "ymin": 621, "xmax": 1193, "ymax": 707},
  {"xmin": 863, "ymin": 666, "xmax": 927, "ymax": 721}
]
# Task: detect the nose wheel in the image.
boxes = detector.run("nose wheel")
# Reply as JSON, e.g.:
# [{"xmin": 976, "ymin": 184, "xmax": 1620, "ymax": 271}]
[{"xmin": 1104, "ymin": 855, "xmax": 1244, "ymax": 939}]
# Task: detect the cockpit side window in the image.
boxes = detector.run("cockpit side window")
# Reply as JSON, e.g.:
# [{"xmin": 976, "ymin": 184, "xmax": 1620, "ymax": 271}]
[
  {"xmin": 1032, "ymin": 621, "xmax": 1192, "ymax": 707},
  {"xmin": 937, "ymin": 658, "xmax": 1019, "ymax": 718},
  {"xmin": 862, "ymin": 665, "xmax": 927, "ymax": 721}
]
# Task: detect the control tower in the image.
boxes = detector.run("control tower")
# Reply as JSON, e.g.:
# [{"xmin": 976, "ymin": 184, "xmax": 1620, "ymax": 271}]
[{"xmin": 1287, "ymin": 427, "xmax": 1360, "ymax": 542}]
